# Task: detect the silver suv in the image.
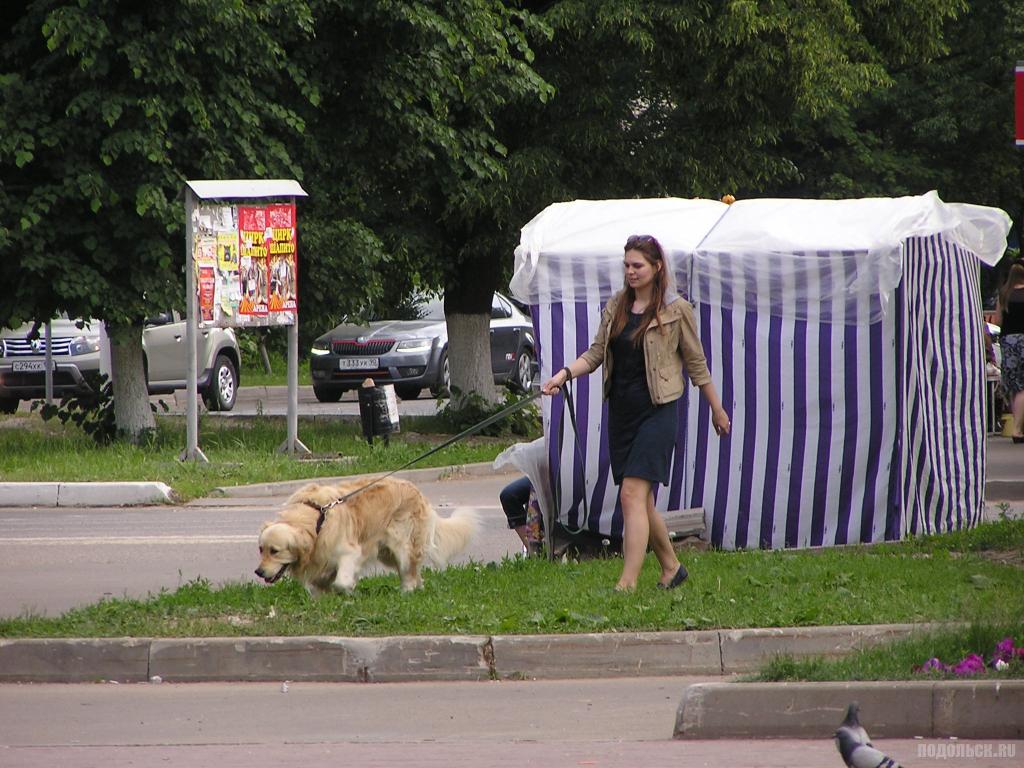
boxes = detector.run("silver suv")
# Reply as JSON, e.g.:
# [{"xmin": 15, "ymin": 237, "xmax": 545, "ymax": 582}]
[{"xmin": 0, "ymin": 312, "xmax": 240, "ymax": 414}]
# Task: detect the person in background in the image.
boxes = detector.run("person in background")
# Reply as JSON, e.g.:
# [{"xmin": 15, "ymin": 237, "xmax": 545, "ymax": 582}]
[
  {"xmin": 983, "ymin": 323, "xmax": 998, "ymax": 369},
  {"xmin": 996, "ymin": 261, "xmax": 1024, "ymax": 443},
  {"xmin": 541, "ymin": 234, "xmax": 730, "ymax": 591},
  {"xmin": 499, "ymin": 475, "xmax": 533, "ymax": 553}
]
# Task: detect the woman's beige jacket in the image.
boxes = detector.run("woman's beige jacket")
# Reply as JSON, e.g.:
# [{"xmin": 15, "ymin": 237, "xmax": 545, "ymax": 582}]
[{"xmin": 577, "ymin": 292, "xmax": 712, "ymax": 404}]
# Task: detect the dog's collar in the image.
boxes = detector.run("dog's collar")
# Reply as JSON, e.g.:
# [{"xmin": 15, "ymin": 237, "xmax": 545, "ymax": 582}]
[
  {"xmin": 311, "ymin": 481, "xmax": 378, "ymax": 536},
  {"xmin": 290, "ymin": 498, "xmax": 330, "ymax": 534},
  {"xmin": 315, "ymin": 497, "xmax": 346, "ymax": 535}
]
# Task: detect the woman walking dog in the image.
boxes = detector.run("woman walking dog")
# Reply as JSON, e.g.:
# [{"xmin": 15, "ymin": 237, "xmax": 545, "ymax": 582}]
[{"xmin": 542, "ymin": 234, "xmax": 730, "ymax": 591}]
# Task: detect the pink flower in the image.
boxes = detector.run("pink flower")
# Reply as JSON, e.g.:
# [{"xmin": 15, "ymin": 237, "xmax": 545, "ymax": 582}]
[
  {"xmin": 915, "ymin": 637, "xmax": 1022, "ymax": 677},
  {"xmin": 993, "ymin": 637, "xmax": 1016, "ymax": 663},
  {"xmin": 952, "ymin": 653, "xmax": 986, "ymax": 677},
  {"xmin": 916, "ymin": 657, "xmax": 949, "ymax": 674}
]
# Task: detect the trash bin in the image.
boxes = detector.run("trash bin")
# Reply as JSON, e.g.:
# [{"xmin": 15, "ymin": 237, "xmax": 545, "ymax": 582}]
[{"xmin": 357, "ymin": 378, "xmax": 400, "ymax": 445}]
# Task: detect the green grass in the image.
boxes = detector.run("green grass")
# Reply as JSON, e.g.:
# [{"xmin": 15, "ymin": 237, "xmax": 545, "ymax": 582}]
[
  {"xmin": 751, "ymin": 621, "xmax": 1024, "ymax": 681},
  {"xmin": 239, "ymin": 351, "xmax": 312, "ymax": 387},
  {"xmin": 0, "ymin": 412, "xmax": 528, "ymax": 500},
  {"xmin": 1, "ymin": 519, "xmax": 1020, "ymax": 638}
]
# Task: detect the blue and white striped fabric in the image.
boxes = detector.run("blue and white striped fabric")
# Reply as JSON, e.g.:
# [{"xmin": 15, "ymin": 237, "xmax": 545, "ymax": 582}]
[
  {"xmin": 687, "ymin": 247, "xmax": 902, "ymax": 549},
  {"xmin": 900, "ymin": 236, "xmax": 986, "ymax": 536},
  {"xmin": 532, "ymin": 238, "xmax": 985, "ymax": 549}
]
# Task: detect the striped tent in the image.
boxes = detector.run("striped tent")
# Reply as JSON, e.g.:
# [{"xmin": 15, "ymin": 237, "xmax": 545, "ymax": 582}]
[{"xmin": 510, "ymin": 193, "xmax": 1011, "ymax": 549}]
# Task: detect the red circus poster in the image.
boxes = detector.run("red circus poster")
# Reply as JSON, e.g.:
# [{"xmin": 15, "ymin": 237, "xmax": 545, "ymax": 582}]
[
  {"xmin": 198, "ymin": 267, "xmax": 216, "ymax": 322},
  {"xmin": 265, "ymin": 204, "xmax": 298, "ymax": 312},
  {"xmin": 238, "ymin": 206, "xmax": 271, "ymax": 317}
]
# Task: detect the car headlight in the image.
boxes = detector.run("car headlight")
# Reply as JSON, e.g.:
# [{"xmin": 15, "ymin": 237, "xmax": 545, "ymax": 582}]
[
  {"xmin": 395, "ymin": 338, "xmax": 432, "ymax": 352},
  {"xmin": 69, "ymin": 335, "xmax": 101, "ymax": 355},
  {"xmin": 311, "ymin": 339, "xmax": 331, "ymax": 356}
]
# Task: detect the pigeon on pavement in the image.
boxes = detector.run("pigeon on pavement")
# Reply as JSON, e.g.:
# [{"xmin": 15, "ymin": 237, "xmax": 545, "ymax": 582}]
[{"xmin": 834, "ymin": 702, "xmax": 903, "ymax": 768}]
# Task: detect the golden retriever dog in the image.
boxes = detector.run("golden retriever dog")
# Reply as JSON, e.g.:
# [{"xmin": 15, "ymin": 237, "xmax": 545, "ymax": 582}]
[{"xmin": 255, "ymin": 477, "xmax": 476, "ymax": 594}]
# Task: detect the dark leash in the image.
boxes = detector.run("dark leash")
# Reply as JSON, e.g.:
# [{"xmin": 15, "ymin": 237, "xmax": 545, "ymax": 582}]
[
  {"xmin": 550, "ymin": 379, "xmax": 591, "ymax": 549},
  {"xmin": 315, "ymin": 389, "xmax": 544, "ymax": 534}
]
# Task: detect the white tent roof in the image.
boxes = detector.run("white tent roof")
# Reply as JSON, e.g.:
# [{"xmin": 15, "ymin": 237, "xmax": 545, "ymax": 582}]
[
  {"xmin": 511, "ymin": 197, "xmax": 727, "ymax": 303},
  {"xmin": 699, "ymin": 191, "xmax": 1010, "ymax": 265},
  {"xmin": 517, "ymin": 197, "xmax": 727, "ymax": 257},
  {"xmin": 510, "ymin": 191, "xmax": 1012, "ymax": 307}
]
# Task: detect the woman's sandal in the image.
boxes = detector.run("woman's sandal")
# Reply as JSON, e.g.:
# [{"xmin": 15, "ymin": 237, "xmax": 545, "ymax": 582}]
[
  {"xmin": 657, "ymin": 564, "xmax": 688, "ymax": 590},
  {"xmin": 1013, "ymin": 435, "xmax": 1024, "ymax": 444}
]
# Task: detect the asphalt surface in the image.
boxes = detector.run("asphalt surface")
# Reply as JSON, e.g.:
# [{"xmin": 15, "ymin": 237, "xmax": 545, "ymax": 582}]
[
  {"xmin": 8, "ymin": 678, "xmax": 1014, "ymax": 768},
  {"xmin": 0, "ymin": 469, "xmax": 519, "ymax": 617}
]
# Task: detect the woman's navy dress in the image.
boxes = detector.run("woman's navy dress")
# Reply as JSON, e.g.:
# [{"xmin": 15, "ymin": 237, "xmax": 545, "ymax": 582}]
[{"xmin": 607, "ymin": 312, "xmax": 678, "ymax": 486}]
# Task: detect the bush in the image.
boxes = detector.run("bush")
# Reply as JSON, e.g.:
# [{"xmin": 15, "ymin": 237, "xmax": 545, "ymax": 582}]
[
  {"xmin": 436, "ymin": 387, "xmax": 540, "ymax": 438},
  {"xmin": 32, "ymin": 372, "xmax": 166, "ymax": 445}
]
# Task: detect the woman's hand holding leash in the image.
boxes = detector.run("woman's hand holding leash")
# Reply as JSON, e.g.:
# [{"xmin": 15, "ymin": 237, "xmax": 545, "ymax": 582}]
[{"xmin": 541, "ymin": 366, "xmax": 573, "ymax": 396}]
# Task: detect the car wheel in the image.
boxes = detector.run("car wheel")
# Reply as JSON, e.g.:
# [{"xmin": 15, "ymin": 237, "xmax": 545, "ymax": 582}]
[
  {"xmin": 0, "ymin": 396, "xmax": 19, "ymax": 414},
  {"xmin": 394, "ymin": 384, "xmax": 422, "ymax": 400},
  {"xmin": 512, "ymin": 349, "xmax": 534, "ymax": 393},
  {"xmin": 429, "ymin": 351, "xmax": 450, "ymax": 398},
  {"xmin": 203, "ymin": 354, "xmax": 238, "ymax": 412},
  {"xmin": 313, "ymin": 385, "xmax": 343, "ymax": 403}
]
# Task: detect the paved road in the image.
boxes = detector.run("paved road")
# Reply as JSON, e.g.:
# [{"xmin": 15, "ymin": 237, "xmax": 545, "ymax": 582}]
[
  {"xmin": 151, "ymin": 382, "xmax": 532, "ymax": 418},
  {"xmin": 7, "ymin": 383, "xmax": 451, "ymax": 419},
  {"xmin": 0, "ymin": 473, "xmax": 521, "ymax": 618},
  {"xmin": 4, "ymin": 677, "xmax": 1014, "ymax": 768}
]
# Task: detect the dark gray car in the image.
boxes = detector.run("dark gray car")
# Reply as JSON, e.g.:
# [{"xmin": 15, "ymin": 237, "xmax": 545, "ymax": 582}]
[{"xmin": 309, "ymin": 292, "xmax": 536, "ymax": 401}]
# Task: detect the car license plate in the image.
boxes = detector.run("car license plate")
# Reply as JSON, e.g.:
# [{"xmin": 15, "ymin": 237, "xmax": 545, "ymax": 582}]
[
  {"xmin": 12, "ymin": 360, "xmax": 47, "ymax": 372},
  {"xmin": 338, "ymin": 357, "xmax": 378, "ymax": 370}
]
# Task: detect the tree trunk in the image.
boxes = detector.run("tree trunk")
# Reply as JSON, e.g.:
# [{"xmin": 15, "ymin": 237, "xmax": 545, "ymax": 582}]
[
  {"xmin": 446, "ymin": 312, "xmax": 501, "ymax": 406},
  {"xmin": 444, "ymin": 247, "xmax": 504, "ymax": 410},
  {"xmin": 106, "ymin": 321, "xmax": 156, "ymax": 443}
]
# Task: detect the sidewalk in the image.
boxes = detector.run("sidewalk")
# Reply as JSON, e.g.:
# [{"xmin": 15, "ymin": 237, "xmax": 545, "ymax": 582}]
[
  {"xmin": 1, "ymin": 623, "xmax": 1021, "ymax": 739},
  {"xmin": 7, "ymin": 678, "xmax": 1017, "ymax": 767}
]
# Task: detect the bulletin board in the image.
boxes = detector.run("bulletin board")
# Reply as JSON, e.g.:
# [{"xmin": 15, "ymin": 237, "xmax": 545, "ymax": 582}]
[{"xmin": 191, "ymin": 202, "xmax": 298, "ymax": 328}]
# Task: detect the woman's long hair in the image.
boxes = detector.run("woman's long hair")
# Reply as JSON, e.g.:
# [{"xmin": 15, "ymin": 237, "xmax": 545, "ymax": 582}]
[
  {"xmin": 609, "ymin": 234, "xmax": 668, "ymax": 346},
  {"xmin": 1000, "ymin": 262, "xmax": 1024, "ymax": 311}
]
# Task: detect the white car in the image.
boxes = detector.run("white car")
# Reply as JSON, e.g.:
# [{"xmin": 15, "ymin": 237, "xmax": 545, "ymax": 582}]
[{"xmin": 0, "ymin": 312, "xmax": 241, "ymax": 413}]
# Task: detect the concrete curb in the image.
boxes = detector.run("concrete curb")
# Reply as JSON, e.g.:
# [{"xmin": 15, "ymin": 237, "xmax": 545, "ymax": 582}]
[
  {"xmin": 674, "ymin": 680, "xmax": 1024, "ymax": 739},
  {"xmin": 0, "ymin": 481, "xmax": 177, "ymax": 507},
  {"xmin": 0, "ymin": 622, "xmax": 947, "ymax": 684},
  {"xmin": 148, "ymin": 635, "xmax": 493, "ymax": 683},
  {"xmin": 0, "ymin": 463, "xmax": 513, "ymax": 507},
  {"xmin": 986, "ymin": 480, "xmax": 1024, "ymax": 501}
]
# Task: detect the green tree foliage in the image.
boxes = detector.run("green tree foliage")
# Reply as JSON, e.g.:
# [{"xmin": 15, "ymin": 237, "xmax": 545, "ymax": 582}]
[
  {"xmin": 0, "ymin": 0, "xmax": 317, "ymax": 330},
  {"xmin": 293, "ymin": 0, "xmax": 552, "ymax": 337},
  {"xmin": 0, "ymin": 0, "xmax": 319, "ymax": 439},
  {"xmin": 0, "ymin": 0, "xmax": 319, "ymax": 438},
  {"xmin": 0, "ymin": 0, "xmax": 553, "ymax": 428},
  {"xmin": 769, "ymin": 0, "xmax": 1024, "ymax": 225},
  {"xmin": 488, "ymin": 0, "xmax": 969, "ymax": 233}
]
